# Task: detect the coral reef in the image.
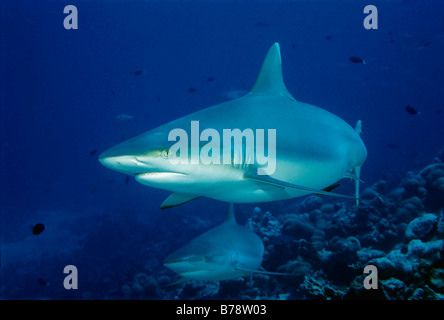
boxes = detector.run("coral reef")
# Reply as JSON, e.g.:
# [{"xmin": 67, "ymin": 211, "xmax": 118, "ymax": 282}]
[{"xmin": 119, "ymin": 273, "xmax": 161, "ymax": 299}]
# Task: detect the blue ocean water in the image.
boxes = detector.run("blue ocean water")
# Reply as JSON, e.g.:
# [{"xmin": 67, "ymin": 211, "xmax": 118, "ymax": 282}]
[{"xmin": 1, "ymin": 0, "xmax": 444, "ymax": 299}]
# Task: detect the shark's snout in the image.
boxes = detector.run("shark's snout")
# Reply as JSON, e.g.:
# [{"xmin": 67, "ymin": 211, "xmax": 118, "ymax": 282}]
[
  {"xmin": 98, "ymin": 149, "xmax": 150, "ymax": 175},
  {"xmin": 98, "ymin": 153, "xmax": 126, "ymax": 168},
  {"xmin": 98, "ymin": 130, "xmax": 167, "ymax": 175}
]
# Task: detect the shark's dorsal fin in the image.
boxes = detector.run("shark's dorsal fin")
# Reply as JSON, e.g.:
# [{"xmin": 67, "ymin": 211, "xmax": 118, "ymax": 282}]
[
  {"xmin": 225, "ymin": 203, "xmax": 236, "ymax": 224},
  {"xmin": 250, "ymin": 43, "xmax": 295, "ymax": 100}
]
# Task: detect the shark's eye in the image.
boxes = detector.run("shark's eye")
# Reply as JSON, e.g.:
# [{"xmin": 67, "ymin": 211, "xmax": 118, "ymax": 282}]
[{"xmin": 161, "ymin": 149, "xmax": 169, "ymax": 159}]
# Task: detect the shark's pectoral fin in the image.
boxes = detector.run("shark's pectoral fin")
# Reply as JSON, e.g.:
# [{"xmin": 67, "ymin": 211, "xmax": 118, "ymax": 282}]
[
  {"xmin": 160, "ymin": 192, "xmax": 201, "ymax": 209},
  {"xmin": 163, "ymin": 277, "xmax": 188, "ymax": 288},
  {"xmin": 245, "ymin": 172, "xmax": 358, "ymax": 201},
  {"xmin": 236, "ymin": 266, "xmax": 295, "ymax": 276},
  {"xmin": 250, "ymin": 180, "xmax": 285, "ymax": 193}
]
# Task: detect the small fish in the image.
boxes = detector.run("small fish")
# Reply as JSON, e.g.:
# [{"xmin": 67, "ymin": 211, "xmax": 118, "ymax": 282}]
[
  {"xmin": 134, "ymin": 70, "xmax": 144, "ymax": 76},
  {"xmin": 254, "ymin": 22, "xmax": 270, "ymax": 28},
  {"xmin": 349, "ymin": 56, "xmax": 366, "ymax": 64},
  {"xmin": 124, "ymin": 176, "xmax": 129, "ymax": 185},
  {"xmin": 115, "ymin": 113, "xmax": 135, "ymax": 121},
  {"xmin": 387, "ymin": 143, "xmax": 399, "ymax": 150},
  {"xmin": 387, "ymin": 31, "xmax": 395, "ymax": 43},
  {"xmin": 188, "ymin": 87, "xmax": 197, "ymax": 93},
  {"xmin": 207, "ymin": 76, "xmax": 215, "ymax": 82},
  {"xmin": 325, "ymin": 35, "xmax": 333, "ymax": 40},
  {"xmin": 37, "ymin": 279, "xmax": 49, "ymax": 286},
  {"xmin": 32, "ymin": 223, "xmax": 45, "ymax": 235},
  {"xmin": 89, "ymin": 149, "xmax": 98, "ymax": 156},
  {"xmin": 405, "ymin": 105, "xmax": 420, "ymax": 115}
]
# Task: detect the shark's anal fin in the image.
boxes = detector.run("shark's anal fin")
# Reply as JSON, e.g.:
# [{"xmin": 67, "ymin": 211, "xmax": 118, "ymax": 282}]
[
  {"xmin": 160, "ymin": 192, "xmax": 201, "ymax": 209},
  {"xmin": 245, "ymin": 172, "xmax": 358, "ymax": 201}
]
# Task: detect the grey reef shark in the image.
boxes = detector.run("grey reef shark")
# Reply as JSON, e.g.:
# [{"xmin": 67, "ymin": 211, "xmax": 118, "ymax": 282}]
[
  {"xmin": 99, "ymin": 43, "xmax": 367, "ymax": 209},
  {"xmin": 164, "ymin": 203, "xmax": 294, "ymax": 285}
]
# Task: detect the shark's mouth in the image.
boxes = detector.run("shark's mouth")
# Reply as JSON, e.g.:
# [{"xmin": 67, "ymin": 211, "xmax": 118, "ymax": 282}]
[
  {"xmin": 132, "ymin": 156, "xmax": 188, "ymax": 177},
  {"xmin": 135, "ymin": 171, "xmax": 188, "ymax": 176},
  {"xmin": 135, "ymin": 172, "xmax": 188, "ymax": 180}
]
